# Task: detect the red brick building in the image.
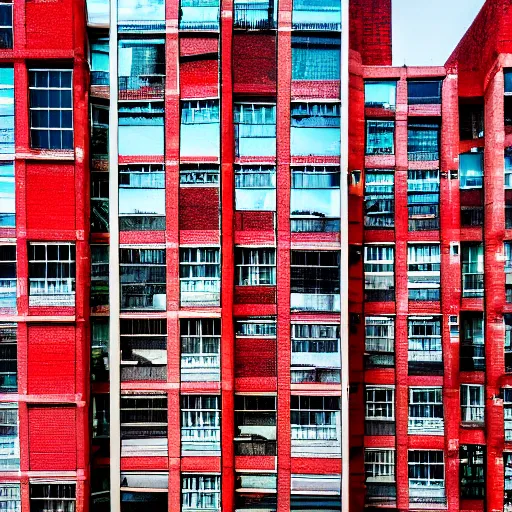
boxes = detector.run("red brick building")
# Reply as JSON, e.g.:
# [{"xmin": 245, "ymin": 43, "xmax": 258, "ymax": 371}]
[{"xmin": 3, "ymin": 0, "xmax": 512, "ymax": 511}]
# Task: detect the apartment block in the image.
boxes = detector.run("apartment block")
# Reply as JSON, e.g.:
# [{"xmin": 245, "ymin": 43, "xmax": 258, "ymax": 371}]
[{"xmin": 4, "ymin": 0, "xmax": 512, "ymax": 511}]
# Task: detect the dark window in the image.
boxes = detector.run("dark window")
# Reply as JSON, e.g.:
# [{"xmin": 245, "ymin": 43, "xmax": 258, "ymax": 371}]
[
  {"xmin": 408, "ymin": 121, "xmax": 440, "ymax": 161},
  {"xmin": 30, "ymin": 483, "xmax": 76, "ymax": 512},
  {"xmin": 407, "ymin": 80, "xmax": 442, "ymax": 104},
  {"xmin": 290, "ymin": 251, "xmax": 340, "ymax": 294},
  {"xmin": 460, "ymin": 313, "xmax": 484, "ymax": 371},
  {"xmin": 0, "ymin": 323, "xmax": 15, "ymax": 392},
  {"xmin": 460, "ymin": 445, "xmax": 485, "ymax": 499},
  {"xmin": 91, "ymin": 245, "xmax": 108, "ymax": 309},
  {"xmin": 365, "ymin": 120, "xmax": 394, "ymax": 155},
  {"xmin": 459, "ymin": 100, "xmax": 484, "ymax": 140},
  {"xmin": 0, "ymin": 1, "xmax": 12, "ymax": 49}
]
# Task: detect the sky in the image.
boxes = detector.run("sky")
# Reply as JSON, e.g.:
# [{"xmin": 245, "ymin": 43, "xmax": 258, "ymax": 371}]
[{"xmin": 392, "ymin": 0, "xmax": 486, "ymax": 66}]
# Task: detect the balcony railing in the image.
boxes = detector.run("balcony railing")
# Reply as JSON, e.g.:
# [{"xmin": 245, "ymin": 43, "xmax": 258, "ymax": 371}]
[
  {"xmin": 366, "ymin": 483, "xmax": 397, "ymax": 505},
  {"xmin": 409, "ymin": 217, "xmax": 439, "ymax": 231},
  {"xmin": 91, "ymin": 71, "xmax": 109, "ymax": 86},
  {"xmin": 409, "ymin": 487, "xmax": 446, "ymax": 505},
  {"xmin": 408, "ymin": 417, "xmax": 444, "ymax": 435},
  {"xmin": 290, "ymin": 293, "xmax": 340, "ymax": 312},
  {"xmin": 408, "ymin": 151, "xmax": 439, "ymax": 161},
  {"xmin": 235, "ymin": 437, "xmax": 276, "ymax": 455},
  {"xmin": 180, "ymin": 281, "xmax": 221, "ymax": 306},
  {"xmin": 121, "ymin": 365, "xmax": 167, "ymax": 381},
  {"xmin": 365, "ymin": 352, "xmax": 395, "ymax": 368},
  {"xmin": 290, "ymin": 367, "xmax": 340, "ymax": 384},
  {"xmin": 118, "ymin": 20, "xmax": 166, "ymax": 33},
  {"xmin": 365, "ymin": 420, "xmax": 395, "ymax": 436},
  {"xmin": 234, "ymin": 3, "xmax": 275, "ymax": 29},
  {"xmin": 291, "ymin": 425, "xmax": 337, "ymax": 441},
  {"xmin": 291, "ymin": 218, "xmax": 340, "ymax": 232},
  {"xmin": 118, "ymin": 75, "xmax": 165, "ymax": 100},
  {"xmin": 461, "ymin": 405, "xmax": 484, "ymax": 424}
]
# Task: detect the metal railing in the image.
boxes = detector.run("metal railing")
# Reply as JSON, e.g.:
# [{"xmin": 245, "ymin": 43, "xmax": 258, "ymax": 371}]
[
  {"xmin": 408, "ymin": 150, "xmax": 439, "ymax": 161},
  {"xmin": 234, "ymin": 4, "xmax": 275, "ymax": 29}
]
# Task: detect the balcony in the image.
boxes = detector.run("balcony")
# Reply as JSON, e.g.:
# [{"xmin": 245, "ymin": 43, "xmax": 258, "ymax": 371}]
[{"xmin": 234, "ymin": 2, "xmax": 276, "ymax": 29}]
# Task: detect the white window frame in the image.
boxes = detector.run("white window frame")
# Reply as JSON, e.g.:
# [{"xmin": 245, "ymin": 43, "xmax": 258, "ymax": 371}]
[
  {"xmin": 408, "ymin": 387, "xmax": 444, "ymax": 435},
  {"xmin": 461, "ymin": 384, "xmax": 485, "ymax": 424},
  {"xmin": 181, "ymin": 474, "xmax": 221, "ymax": 511},
  {"xmin": 180, "ymin": 318, "xmax": 220, "ymax": 372},
  {"xmin": 365, "ymin": 448, "xmax": 396, "ymax": 483},
  {"xmin": 235, "ymin": 247, "xmax": 276, "ymax": 286},
  {"xmin": 407, "ymin": 316, "xmax": 442, "ymax": 363},
  {"xmin": 365, "ymin": 385, "xmax": 395, "ymax": 421},
  {"xmin": 181, "ymin": 395, "xmax": 221, "ymax": 447}
]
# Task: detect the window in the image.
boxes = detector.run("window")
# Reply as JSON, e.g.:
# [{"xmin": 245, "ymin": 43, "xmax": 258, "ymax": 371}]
[
  {"xmin": 235, "ymin": 165, "xmax": 276, "ymax": 211},
  {"xmin": 408, "ymin": 451, "xmax": 445, "ymax": 504},
  {"xmin": 365, "ymin": 316, "xmax": 394, "ymax": 368},
  {"xmin": 92, "ymin": 394, "xmax": 109, "ymax": 439},
  {"xmin": 364, "ymin": 245, "xmax": 395, "ymax": 302},
  {"xmin": 180, "ymin": 165, "xmax": 220, "ymax": 186},
  {"xmin": 365, "ymin": 386, "xmax": 395, "ymax": 436},
  {"xmin": 461, "ymin": 384, "xmax": 484, "ymax": 424},
  {"xmin": 120, "ymin": 472, "xmax": 168, "ymax": 512},
  {"xmin": 460, "ymin": 445, "xmax": 485, "ymax": 499},
  {"xmin": 91, "ymin": 468, "xmax": 109, "ymax": 512},
  {"xmin": 0, "ymin": 484, "xmax": 19, "ymax": 512},
  {"xmin": 0, "ymin": 161, "xmax": 14, "ymax": 228},
  {"xmin": 504, "ymin": 388, "xmax": 512, "ymax": 441},
  {"xmin": 179, "ymin": 0, "xmax": 220, "ymax": 30},
  {"xmin": 292, "ymin": 35, "xmax": 340, "ymax": 80},
  {"xmin": 291, "ymin": 103, "xmax": 340, "ymax": 157},
  {"xmin": 235, "ymin": 473, "xmax": 277, "ymax": 512},
  {"xmin": 181, "ymin": 319, "xmax": 220, "ymax": 382},
  {"xmin": 291, "ymin": 166, "xmax": 340, "ymax": 232},
  {"xmin": 235, "ymin": 248, "xmax": 276, "ymax": 286},
  {"xmin": 91, "ymin": 245, "xmax": 108, "ymax": 310},
  {"xmin": 235, "ymin": 395, "xmax": 276, "ymax": 456},
  {"xmin": 90, "ymin": 36, "xmax": 109, "ymax": 86},
  {"xmin": 408, "ymin": 317, "xmax": 442, "ymax": 374},
  {"xmin": 181, "ymin": 395, "xmax": 220, "ymax": 453},
  {"xmin": 120, "ymin": 248, "xmax": 166, "ymax": 310},
  {"xmin": 0, "ymin": 1, "xmax": 12, "ymax": 49},
  {"xmin": 234, "ymin": 103, "xmax": 276, "ymax": 157},
  {"xmin": 506, "ymin": 315, "xmax": 512, "ymax": 373},
  {"xmin": 460, "ymin": 313, "xmax": 485, "ymax": 371},
  {"xmin": 182, "ymin": 475, "xmax": 220, "ymax": 511},
  {"xmin": 0, "ymin": 403, "xmax": 18, "ymax": 470},
  {"xmin": 461, "ymin": 243, "xmax": 484, "ymax": 298},
  {"xmin": 28, "ymin": 243, "xmax": 75, "ymax": 306},
  {"xmin": 290, "ymin": 251, "xmax": 340, "ymax": 312},
  {"xmin": 408, "ymin": 169, "xmax": 439, "ymax": 231},
  {"xmin": 365, "ymin": 120, "xmax": 394, "ymax": 155},
  {"xmin": 180, "ymin": 100, "xmax": 220, "ymax": 158},
  {"xmin": 364, "ymin": 449, "xmax": 396, "ymax": 506},
  {"xmin": 30, "ymin": 483, "xmax": 76, "ymax": 512},
  {"xmin": 291, "ymin": 396, "xmax": 341, "ymax": 457},
  {"xmin": 407, "ymin": 121, "xmax": 440, "ymax": 161},
  {"xmin": 506, "ymin": 452, "xmax": 512, "ymax": 510},
  {"xmin": 407, "ymin": 80, "xmax": 442, "ymax": 105},
  {"xmin": 119, "ymin": 164, "xmax": 165, "ymax": 231},
  {"xmin": 506, "ymin": 148, "xmax": 512, "ymax": 189},
  {"xmin": 121, "ymin": 319, "xmax": 167, "ymax": 381},
  {"xmin": 364, "ymin": 170, "xmax": 394, "ymax": 228},
  {"xmin": 291, "ymin": 324, "xmax": 340, "ymax": 384},
  {"xmin": 459, "ymin": 100, "xmax": 484, "ymax": 140},
  {"xmin": 87, "ymin": 0, "xmax": 109, "ymax": 26},
  {"xmin": 0, "ymin": 245, "xmax": 15, "ymax": 309},
  {"xmin": 118, "ymin": 0, "xmax": 165, "ymax": 31},
  {"xmin": 407, "ymin": 244, "xmax": 440, "ymax": 301},
  {"xmin": 236, "ymin": 318, "xmax": 276, "ymax": 337},
  {"xmin": 91, "ymin": 105, "xmax": 108, "ymax": 159},
  {"xmin": 459, "ymin": 151, "xmax": 483, "ymax": 189},
  {"xmin": 91, "ymin": 169, "xmax": 109, "ymax": 233},
  {"xmin": 120, "ymin": 393, "xmax": 168, "ymax": 456},
  {"xmin": 408, "ymin": 387, "xmax": 444, "ymax": 435},
  {"xmin": 179, "ymin": 248, "xmax": 220, "ymax": 306},
  {"xmin": 91, "ymin": 318, "xmax": 109, "ymax": 382},
  {"xmin": 29, "ymin": 69, "xmax": 73, "ymax": 150},
  {"xmin": 118, "ymin": 39, "xmax": 165, "ymax": 100},
  {"xmin": 364, "ymin": 81, "xmax": 396, "ymax": 110},
  {"xmin": 292, "ymin": 0, "xmax": 341, "ymax": 31},
  {"xmin": 0, "ymin": 323, "xmax": 15, "ymax": 392},
  {"xmin": 0, "ymin": 67, "xmax": 14, "ymax": 155},
  {"xmin": 119, "ymin": 102, "xmax": 164, "ymax": 156}
]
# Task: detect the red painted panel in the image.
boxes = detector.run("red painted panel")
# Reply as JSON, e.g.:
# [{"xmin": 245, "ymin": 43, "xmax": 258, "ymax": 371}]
[
  {"xmin": 180, "ymin": 37, "xmax": 219, "ymax": 57},
  {"xmin": 25, "ymin": 0, "xmax": 74, "ymax": 50},
  {"xmin": 179, "ymin": 187, "xmax": 219, "ymax": 230},
  {"xmin": 233, "ymin": 34, "xmax": 277, "ymax": 94},
  {"xmin": 26, "ymin": 163, "xmax": 76, "ymax": 232},
  {"xmin": 180, "ymin": 58, "xmax": 219, "ymax": 98},
  {"xmin": 235, "ymin": 337, "xmax": 276, "ymax": 378},
  {"xmin": 290, "ymin": 458, "xmax": 341, "ymax": 474},
  {"xmin": 27, "ymin": 324, "xmax": 75, "ymax": 394},
  {"xmin": 235, "ymin": 211, "xmax": 275, "ymax": 231},
  {"xmin": 234, "ymin": 286, "xmax": 276, "ymax": 304},
  {"xmin": 28, "ymin": 406, "xmax": 77, "ymax": 470}
]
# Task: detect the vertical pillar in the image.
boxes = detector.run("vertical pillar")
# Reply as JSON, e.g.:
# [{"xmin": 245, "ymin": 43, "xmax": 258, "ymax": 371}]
[
  {"xmin": 108, "ymin": 0, "xmax": 120, "ymax": 508},
  {"xmin": 220, "ymin": 0, "xmax": 235, "ymax": 509},
  {"xmin": 276, "ymin": 0, "xmax": 292, "ymax": 508}
]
